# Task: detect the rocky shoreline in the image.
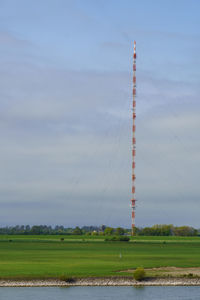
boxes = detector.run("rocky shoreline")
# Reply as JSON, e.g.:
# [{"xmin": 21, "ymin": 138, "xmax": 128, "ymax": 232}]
[{"xmin": 1, "ymin": 277, "xmax": 200, "ymax": 287}]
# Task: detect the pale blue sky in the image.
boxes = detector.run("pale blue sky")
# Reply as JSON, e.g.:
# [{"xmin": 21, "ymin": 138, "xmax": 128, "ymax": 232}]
[{"xmin": 0, "ymin": 0, "xmax": 200, "ymax": 227}]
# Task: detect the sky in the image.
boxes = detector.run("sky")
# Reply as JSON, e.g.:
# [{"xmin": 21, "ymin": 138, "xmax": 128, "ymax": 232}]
[{"xmin": 0, "ymin": 0, "xmax": 200, "ymax": 227}]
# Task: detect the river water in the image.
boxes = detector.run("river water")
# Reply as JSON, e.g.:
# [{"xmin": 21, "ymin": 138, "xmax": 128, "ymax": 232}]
[{"xmin": 0, "ymin": 286, "xmax": 200, "ymax": 300}]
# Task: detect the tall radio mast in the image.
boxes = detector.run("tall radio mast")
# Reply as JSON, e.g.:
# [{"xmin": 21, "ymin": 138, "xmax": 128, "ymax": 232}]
[{"xmin": 131, "ymin": 41, "xmax": 136, "ymax": 235}]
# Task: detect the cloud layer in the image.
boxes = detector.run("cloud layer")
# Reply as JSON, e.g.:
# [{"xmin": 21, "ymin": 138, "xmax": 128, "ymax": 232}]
[{"xmin": 0, "ymin": 1, "xmax": 200, "ymax": 227}]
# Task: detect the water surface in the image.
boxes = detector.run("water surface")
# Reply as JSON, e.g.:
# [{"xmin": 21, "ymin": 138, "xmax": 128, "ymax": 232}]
[{"xmin": 0, "ymin": 286, "xmax": 200, "ymax": 300}]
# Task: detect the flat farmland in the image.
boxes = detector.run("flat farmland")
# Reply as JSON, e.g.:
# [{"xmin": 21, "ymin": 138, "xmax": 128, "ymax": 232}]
[{"xmin": 0, "ymin": 235, "xmax": 200, "ymax": 279}]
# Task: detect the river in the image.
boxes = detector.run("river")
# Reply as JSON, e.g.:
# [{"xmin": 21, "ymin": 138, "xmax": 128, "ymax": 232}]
[{"xmin": 0, "ymin": 286, "xmax": 200, "ymax": 300}]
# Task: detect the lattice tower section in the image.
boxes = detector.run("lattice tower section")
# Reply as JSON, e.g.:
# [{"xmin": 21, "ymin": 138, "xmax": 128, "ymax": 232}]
[{"xmin": 131, "ymin": 41, "xmax": 136, "ymax": 235}]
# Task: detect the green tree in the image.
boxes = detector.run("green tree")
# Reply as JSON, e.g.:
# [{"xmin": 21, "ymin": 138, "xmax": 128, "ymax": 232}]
[
  {"xmin": 174, "ymin": 226, "xmax": 196, "ymax": 236},
  {"xmin": 115, "ymin": 227, "xmax": 125, "ymax": 235},
  {"xmin": 104, "ymin": 227, "xmax": 114, "ymax": 235},
  {"xmin": 73, "ymin": 226, "xmax": 82, "ymax": 235}
]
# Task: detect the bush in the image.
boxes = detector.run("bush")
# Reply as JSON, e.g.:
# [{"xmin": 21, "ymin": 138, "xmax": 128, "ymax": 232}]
[
  {"xmin": 60, "ymin": 238, "xmax": 64, "ymax": 241},
  {"xmin": 59, "ymin": 275, "xmax": 76, "ymax": 283},
  {"xmin": 133, "ymin": 267, "xmax": 146, "ymax": 281},
  {"xmin": 105, "ymin": 236, "xmax": 130, "ymax": 242}
]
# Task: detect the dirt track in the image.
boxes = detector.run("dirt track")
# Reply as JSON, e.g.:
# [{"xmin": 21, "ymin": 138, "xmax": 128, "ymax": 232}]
[{"xmin": 121, "ymin": 267, "xmax": 200, "ymax": 277}]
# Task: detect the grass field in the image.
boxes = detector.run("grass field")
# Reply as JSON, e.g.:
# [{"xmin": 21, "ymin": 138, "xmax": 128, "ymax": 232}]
[{"xmin": 0, "ymin": 235, "xmax": 200, "ymax": 279}]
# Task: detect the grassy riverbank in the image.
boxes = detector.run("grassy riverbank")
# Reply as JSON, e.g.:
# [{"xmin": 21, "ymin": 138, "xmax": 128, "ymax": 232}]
[{"xmin": 0, "ymin": 235, "xmax": 200, "ymax": 279}]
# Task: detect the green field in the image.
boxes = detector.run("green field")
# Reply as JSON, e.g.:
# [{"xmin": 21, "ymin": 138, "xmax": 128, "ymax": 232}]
[{"xmin": 0, "ymin": 235, "xmax": 200, "ymax": 279}]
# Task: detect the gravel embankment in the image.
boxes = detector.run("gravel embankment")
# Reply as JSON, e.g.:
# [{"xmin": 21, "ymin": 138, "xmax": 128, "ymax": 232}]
[{"xmin": 1, "ymin": 278, "xmax": 200, "ymax": 286}]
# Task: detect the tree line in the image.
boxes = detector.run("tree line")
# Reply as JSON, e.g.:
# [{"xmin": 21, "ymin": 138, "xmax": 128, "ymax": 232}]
[
  {"xmin": 135, "ymin": 224, "xmax": 198, "ymax": 236},
  {"xmin": 0, "ymin": 224, "xmax": 198, "ymax": 236}
]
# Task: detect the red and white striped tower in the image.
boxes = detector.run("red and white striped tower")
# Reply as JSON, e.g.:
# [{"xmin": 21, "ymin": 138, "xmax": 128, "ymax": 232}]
[{"xmin": 131, "ymin": 41, "xmax": 136, "ymax": 235}]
